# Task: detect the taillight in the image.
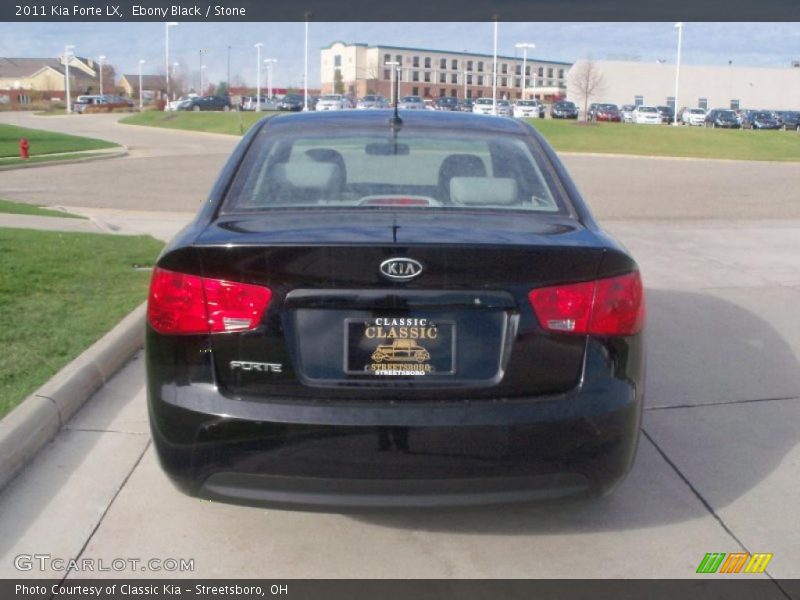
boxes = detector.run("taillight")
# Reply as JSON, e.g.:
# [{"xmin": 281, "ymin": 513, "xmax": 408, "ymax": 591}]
[
  {"xmin": 528, "ymin": 271, "xmax": 645, "ymax": 336},
  {"xmin": 147, "ymin": 267, "xmax": 272, "ymax": 335}
]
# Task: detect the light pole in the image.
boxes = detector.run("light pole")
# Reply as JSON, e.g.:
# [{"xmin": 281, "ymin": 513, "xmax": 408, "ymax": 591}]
[
  {"xmin": 303, "ymin": 13, "xmax": 310, "ymax": 111},
  {"xmin": 138, "ymin": 59, "xmax": 145, "ymax": 109},
  {"xmin": 200, "ymin": 64, "xmax": 207, "ymax": 96},
  {"xmin": 515, "ymin": 42, "xmax": 535, "ymax": 100},
  {"xmin": 64, "ymin": 44, "xmax": 74, "ymax": 113},
  {"xmin": 385, "ymin": 61, "xmax": 399, "ymax": 105},
  {"xmin": 254, "ymin": 42, "xmax": 263, "ymax": 111},
  {"xmin": 198, "ymin": 48, "xmax": 207, "ymax": 94},
  {"xmin": 165, "ymin": 22, "xmax": 178, "ymax": 100},
  {"xmin": 264, "ymin": 59, "xmax": 277, "ymax": 99},
  {"xmin": 492, "ymin": 16, "xmax": 499, "ymax": 115},
  {"xmin": 673, "ymin": 22, "xmax": 683, "ymax": 126},
  {"xmin": 98, "ymin": 54, "xmax": 105, "ymax": 95}
]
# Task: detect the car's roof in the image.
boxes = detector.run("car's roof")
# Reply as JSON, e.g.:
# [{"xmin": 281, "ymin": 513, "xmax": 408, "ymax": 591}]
[{"xmin": 264, "ymin": 109, "xmax": 531, "ymax": 135}]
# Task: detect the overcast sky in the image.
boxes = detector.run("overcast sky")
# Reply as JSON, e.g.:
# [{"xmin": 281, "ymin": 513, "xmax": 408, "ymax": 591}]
[{"xmin": 1, "ymin": 22, "xmax": 798, "ymax": 88}]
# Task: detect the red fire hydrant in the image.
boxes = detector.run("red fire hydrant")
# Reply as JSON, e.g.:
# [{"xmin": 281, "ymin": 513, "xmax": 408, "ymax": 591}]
[{"xmin": 19, "ymin": 138, "xmax": 29, "ymax": 160}]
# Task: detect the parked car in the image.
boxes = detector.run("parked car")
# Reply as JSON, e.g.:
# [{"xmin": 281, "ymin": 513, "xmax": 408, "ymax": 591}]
[
  {"xmin": 277, "ymin": 94, "xmax": 305, "ymax": 111},
  {"xmin": 397, "ymin": 95, "xmax": 426, "ymax": 110},
  {"xmin": 316, "ymin": 94, "xmax": 349, "ymax": 111},
  {"xmin": 588, "ymin": 103, "xmax": 621, "ymax": 122},
  {"xmin": 240, "ymin": 96, "xmax": 275, "ymax": 111},
  {"xmin": 178, "ymin": 95, "xmax": 232, "ymax": 112},
  {"xmin": 620, "ymin": 104, "xmax": 636, "ymax": 123},
  {"xmin": 434, "ymin": 96, "xmax": 460, "ymax": 111},
  {"xmin": 512, "ymin": 99, "xmax": 543, "ymax": 119},
  {"xmin": 679, "ymin": 107, "xmax": 706, "ymax": 126},
  {"xmin": 73, "ymin": 95, "xmax": 102, "ymax": 113},
  {"xmin": 356, "ymin": 95, "xmax": 388, "ymax": 109},
  {"xmin": 631, "ymin": 105, "xmax": 662, "ymax": 125},
  {"xmin": 705, "ymin": 109, "xmax": 741, "ymax": 129},
  {"xmin": 166, "ymin": 94, "xmax": 197, "ymax": 111},
  {"xmin": 146, "ymin": 110, "xmax": 645, "ymax": 509},
  {"xmin": 656, "ymin": 105, "xmax": 675, "ymax": 124},
  {"xmin": 776, "ymin": 111, "xmax": 800, "ymax": 131},
  {"xmin": 457, "ymin": 99, "xmax": 474, "ymax": 113},
  {"xmin": 740, "ymin": 110, "xmax": 781, "ymax": 130},
  {"xmin": 472, "ymin": 97, "xmax": 512, "ymax": 116},
  {"xmin": 551, "ymin": 100, "xmax": 578, "ymax": 119}
]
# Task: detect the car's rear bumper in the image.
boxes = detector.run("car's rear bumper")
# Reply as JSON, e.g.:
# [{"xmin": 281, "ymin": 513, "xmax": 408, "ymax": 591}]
[{"xmin": 148, "ymin": 336, "xmax": 644, "ymax": 510}]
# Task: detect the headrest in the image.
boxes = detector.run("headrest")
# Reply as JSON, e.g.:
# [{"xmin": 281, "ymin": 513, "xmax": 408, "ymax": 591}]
[
  {"xmin": 449, "ymin": 177, "xmax": 518, "ymax": 206},
  {"xmin": 273, "ymin": 162, "xmax": 337, "ymax": 189}
]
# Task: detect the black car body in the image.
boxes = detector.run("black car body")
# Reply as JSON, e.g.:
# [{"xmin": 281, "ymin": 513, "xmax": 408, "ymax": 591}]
[
  {"xmin": 551, "ymin": 100, "xmax": 578, "ymax": 119},
  {"xmin": 146, "ymin": 110, "xmax": 645, "ymax": 510},
  {"xmin": 179, "ymin": 95, "xmax": 232, "ymax": 112},
  {"xmin": 705, "ymin": 109, "xmax": 741, "ymax": 129},
  {"xmin": 457, "ymin": 99, "xmax": 474, "ymax": 113},
  {"xmin": 277, "ymin": 94, "xmax": 305, "ymax": 111},
  {"xmin": 776, "ymin": 111, "xmax": 800, "ymax": 131},
  {"xmin": 741, "ymin": 110, "xmax": 781, "ymax": 130},
  {"xmin": 656, "ymin": 106, "xmax": 675, "ymax": 124},
  {"xmin": 434, "ymin": 96, "xmax": 460, "ymax": 111}
]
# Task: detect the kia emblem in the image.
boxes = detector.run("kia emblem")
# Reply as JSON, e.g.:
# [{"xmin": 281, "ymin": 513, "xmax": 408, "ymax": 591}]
[{"xmin": 379, "ymin": 257, "xmax": 423, "ymax": 281}]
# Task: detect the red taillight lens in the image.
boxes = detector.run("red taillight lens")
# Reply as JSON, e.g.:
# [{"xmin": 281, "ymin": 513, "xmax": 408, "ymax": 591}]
[
  {"xmin": 528, "ymin": 271, "xmax": 645, "ymax": 336},
  {"xmin": 147, "ymin": 267, "xmax": 272, "ymax": 335}
]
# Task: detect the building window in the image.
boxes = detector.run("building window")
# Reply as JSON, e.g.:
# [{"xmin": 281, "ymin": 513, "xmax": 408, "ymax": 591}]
[
  {"xmin": 501, "ymin": 63, "xmax": 508, "ymax": 74},
  {"xmin": 501, "ymin": 77, "xmax": 507, "ymax": 87},
  {"xmin": 439, "ymin": 72, "xmax": 446, "ymax": 83},
  {"xmin": 424, "ymin": 87, "xmax": 430, "ymax": 97},
  {"xmin": 467, "ymin": 74, "xmax": 473, "ymax": 85},
  {"xmin": 412, "ymin": 71, "xmax": 419, "ymax": 82},
  {"xmin": 412, "ymin": 56, "xmax": 420, "ymax": 67},
  {"xmin": 698, "ymin": 97, "xmax": 708, "ymax": 110},
  {"xmin": 515, "ymin": 64, "xmax": 521, "ymax": 75},
  {"xmin": 451, "ymin": 59, "xmax": 458, "ymax": 70},
  {"xmin": 514, "ymin": 77, "xmax": 521, "ymax": 88},
  {"xmin": 538, "ymin": 66, "xmax": 544, "ymax": 76},
  {"xmin": 477, "ymin": 75, "xmax": 484, "ymax": 85},
  {"xmin": 384, "ymin": 53, "xmax": 391, "ymax": 65},
  {"xmin": 467, "ymin": 60, "xmax": 473, "ymax": 71},
  {"xmin": 666, "ymin": 96, "xmax": 675, "ymax": 109},
  {"xmin": 451, "ymin": 73, "xmax": 458, "ymax": 84},
  {"xmin": 440, "ymin": 58, "xmax": 447, "ymax": 70},
  {"xmin": 424, "ymin": 72, "xmax": 431, "ymax": 82},
  {"xmin": 635, "ymin": 95, "xmax": 644, "ymax": 106},
  {"xmin": 558, "ymin": 69, "xmax": 565, "ymax": 79},
  {"xmin": 383, "ymin": 69, "xmax": 390, "ymax": 80},
  {"xmin": 395, "ymin": 55, "xmax": 402, "ymax": 64},
  {"xmin": 439, "ymin": 88, "xmax": 445, "ymax": 97},
  {"xmin": 334, "ymin": 55, "xmax": 341, "ymax": 67},
  {"xmin": 730, "ymin": 99, "xmax": 740, "ymax": 110},
  {"xmin": 467, "ymin": 90, "xmax": 472, "ymax": 99},
  {"xmin": 525, "ymin": 65, "xmax": 531, "ymax": 75},
  {"xmin": 412, "ymin": 86, "xmax": 419, "ymax": 96},
  {"xmin": 451, "ymin": 88, "xmax": 457, "ymax": 97},
  {"xmin": 547, "ymin": 80, "xmax": 553, "ymax": 87},
  {"xmin": 477, "ymin": 61, "xmax": 484, "ymax": 72},
  {"xmin": 547, "ymin": 67, "xmax": 554, "ymax": 78}
]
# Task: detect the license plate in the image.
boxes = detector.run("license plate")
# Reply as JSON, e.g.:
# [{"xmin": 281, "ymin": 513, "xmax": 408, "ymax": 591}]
[{"xmin": 344, "ymin": 317, "xmax": 456, "ymax": 376}]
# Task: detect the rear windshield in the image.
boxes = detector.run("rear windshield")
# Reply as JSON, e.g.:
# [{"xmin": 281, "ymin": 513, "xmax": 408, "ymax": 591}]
[{"xmin": 223, "ymin": 126, "xmax": 568, "ymax": 214}]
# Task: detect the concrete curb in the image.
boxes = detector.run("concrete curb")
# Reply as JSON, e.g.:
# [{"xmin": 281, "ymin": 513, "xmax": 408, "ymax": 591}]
[
  {"xmin": 0, "ymin": 146, "xmax": 129, "ymax": 171},
  {"xmin": 0, "ymin": 302, "xmax": 146, "ymax": 492}
]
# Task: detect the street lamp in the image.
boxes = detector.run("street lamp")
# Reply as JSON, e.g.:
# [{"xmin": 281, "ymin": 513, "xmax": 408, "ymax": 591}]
[
  {"xmin": 200, "ymin": 64, "xmax": 207, "ymax": 96},
  {"xmin": 138, "ymin": 59, "xmax": 145, "ymax": 109},
  {"xmin": 64, "ymin": 45, "xmax": 74, "ymax": 113},
  {"xmin": 491, "ymin": 17, "xmax": 499, "ymax": 115},
  {"xmin": 385, "ymin": 61, "xmax": 400, "ymax": 105},
  {"xmin": 264, "ymin": 58, "xmax": 277, "ymax": 100},
  {"xmin": 515, "ymin": 42, "xmax": 535, "ymax": 100},
  {"xmin": 165, "ymin": 22, "xmax": 178, "ymax": 100},
  {"xmin": 254, "ymin": 42, "xmax": 263, "ymax": 112},
  {"xmin": 303, "ymin": 13, "xmax": 310, "ymax": 111},
  {"xmin": 98, "ymin": 54, "xmax": 105, "ymax": 96},
  {"xmin": 673, "ymin": 22, "xmax": 683, "ymax": 126}
]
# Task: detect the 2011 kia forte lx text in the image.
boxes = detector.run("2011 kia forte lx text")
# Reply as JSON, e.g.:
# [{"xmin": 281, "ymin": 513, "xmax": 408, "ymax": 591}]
[{"xmin": 146, "ymin": 110, "xmax": 645, "ymax": 509}]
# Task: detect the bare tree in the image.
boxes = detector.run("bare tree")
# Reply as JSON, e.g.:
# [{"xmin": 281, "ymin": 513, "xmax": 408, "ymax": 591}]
[{"xmin": 569, "ymin": 60, "xmax": 605, "ymax": 122}]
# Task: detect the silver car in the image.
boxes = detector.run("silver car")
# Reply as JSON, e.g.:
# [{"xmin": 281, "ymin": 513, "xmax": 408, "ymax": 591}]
[
  {"xmin": 356, "ymin": 95, "xmax": 388, "ymax": 109},
  {"xmin": 472, "ymin": 97, "xmax": 512, "ymax": 117},
  {"xmin": 316, "ymin": 94, "xmax": 348, "ymax": 111},
  {"xmin": 397, "ymin": 96, "xmax": 425, "ymax": 110}
]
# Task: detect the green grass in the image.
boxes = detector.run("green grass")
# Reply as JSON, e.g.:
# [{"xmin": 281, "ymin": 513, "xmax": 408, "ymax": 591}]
[
  {"xmin": 120, "ymin": 110, "xmax": 277, "ymax": 136},
  {"xmin": 528, "ymin": 119, "xmax": 800, "ymax": 161},
  {"xmin": 0, "ymin": 198, "xmax": 84, "ymax": 219},
  {"xmin": 0, "ymin": 123, "xmax": 117, "ymax": 158},
  {"xmin": 0, "ymin": 229, "xmax": 164, "ymax": 418}
]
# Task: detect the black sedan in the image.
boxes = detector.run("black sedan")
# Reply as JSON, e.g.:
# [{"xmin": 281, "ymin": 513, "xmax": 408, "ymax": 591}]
[
  {"xmin": 178, "ymin": 95, "xmax": 232, "ymax": 112},
  {"xmin": 277, "ymin": 94, "xmax": 305, "ymax": 111},
  {"xmin": 551, "ymin": 100, "xmax": 579, "ymax": 119},
  {"xmin": 705, "ymin": 109, "xmax": 741, "ymax": 129},
  {"xmin": 146, "ymin": 110, "xmax": 645, "ymax": 509},
  {"xmin": 741, "ymin": 110, "xmax": 781, "ymax": 130}
]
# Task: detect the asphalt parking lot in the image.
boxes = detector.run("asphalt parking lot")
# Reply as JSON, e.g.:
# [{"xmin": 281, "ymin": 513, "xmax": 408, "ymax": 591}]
[{"xmin": 0, "ymin": 113, "xmax": 798, "ymax": 582}]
